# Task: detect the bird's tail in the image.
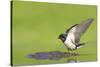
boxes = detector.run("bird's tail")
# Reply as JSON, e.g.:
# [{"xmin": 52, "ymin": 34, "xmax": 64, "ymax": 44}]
[{"xmin": 76, "ymin": 43, "xmax": 85, "ymax": 49}]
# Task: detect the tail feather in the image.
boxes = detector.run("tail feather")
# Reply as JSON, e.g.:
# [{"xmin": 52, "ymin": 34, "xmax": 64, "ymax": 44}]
[{"xmin": 76, "ymin": 43, "xmax": 85, "ymax": 49}]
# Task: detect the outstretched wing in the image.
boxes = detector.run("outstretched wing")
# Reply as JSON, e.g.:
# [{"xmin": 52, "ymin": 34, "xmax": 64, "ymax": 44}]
[
  {"xmin": 67, "ymin": 18, "xmax": 94, "ymax": 44},
  {"xmin": 66, "ymin": 24, "xmax": 78, "ymax": 34}
]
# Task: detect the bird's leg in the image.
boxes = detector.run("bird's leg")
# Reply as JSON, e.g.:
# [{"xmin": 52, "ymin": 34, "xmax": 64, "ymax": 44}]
[
  {"xmin": 69, "ymin": 51, "xmax": 74, "ymax": 54},
  {"xmin": 68, "ymin": 49, "xmax": 76, "ymax": 54},
  {"xmin": 67, "ymin": 48, "xmax": 73, "ymax": 54},
  {"xmin": 69, "ymin": 51, "xmax": 72, "ymax": 54}
]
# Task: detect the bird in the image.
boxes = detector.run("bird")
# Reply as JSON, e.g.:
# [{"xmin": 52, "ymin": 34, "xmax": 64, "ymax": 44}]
[{"xmin": 58, "ymin": 18, "xmax": 94, "ymax": 51}]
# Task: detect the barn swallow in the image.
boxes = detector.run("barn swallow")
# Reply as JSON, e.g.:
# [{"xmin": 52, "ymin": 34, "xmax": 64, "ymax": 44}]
[{"xmin": 58, "ymin": 18, "xmax": 94, "ymax": 51}]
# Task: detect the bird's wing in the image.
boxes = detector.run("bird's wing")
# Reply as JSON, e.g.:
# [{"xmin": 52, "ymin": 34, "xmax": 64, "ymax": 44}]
[
  {"xmin": 66, "ymin": 24, "xmax": 78, "ymax": 34},
  {"xmin": 67, "ymin": 18, "xmax": 94, "ymax": 43}
]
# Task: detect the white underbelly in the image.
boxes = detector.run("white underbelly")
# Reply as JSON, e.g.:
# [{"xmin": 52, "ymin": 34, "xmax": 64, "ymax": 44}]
[
  {"xmin": 64, "ymin": 40, "xmax": 76, "ymax": 50},
  {"xmin": 64, "ymin": 33, "xmax": 76, "ymax": 49}
]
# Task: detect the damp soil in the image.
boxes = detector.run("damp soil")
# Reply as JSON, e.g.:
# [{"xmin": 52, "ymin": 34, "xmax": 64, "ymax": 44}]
[{"xmin": 27, "ymin": 51, "xmax": 79, "ymax": 60}]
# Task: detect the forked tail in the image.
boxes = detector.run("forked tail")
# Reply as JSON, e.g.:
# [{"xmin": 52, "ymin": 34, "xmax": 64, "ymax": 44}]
[{"xmin": 76, "ymin": 43, "xmax": 86, "ymax": 49}]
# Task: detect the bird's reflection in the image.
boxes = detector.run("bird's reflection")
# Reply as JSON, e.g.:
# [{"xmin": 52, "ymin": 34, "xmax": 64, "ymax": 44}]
[{"xmin": 27, "ymin": 51, "xmax": 79, "ymax": 63}]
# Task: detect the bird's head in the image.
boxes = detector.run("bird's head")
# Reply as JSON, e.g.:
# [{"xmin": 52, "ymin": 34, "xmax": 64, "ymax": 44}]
[{"xmin": 58, "ymin": 34, "xmax": 66, "ymax": 42}]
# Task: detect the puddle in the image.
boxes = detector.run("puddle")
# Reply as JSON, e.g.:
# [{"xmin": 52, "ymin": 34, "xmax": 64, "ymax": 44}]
[{"xmin": 26, "ymin": 51, "xmax": 79, "ymax": 61}]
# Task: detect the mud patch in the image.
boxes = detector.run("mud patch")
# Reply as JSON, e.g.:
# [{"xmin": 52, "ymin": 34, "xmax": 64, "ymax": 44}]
[{"xmin": 26, "ymin": 51, "xmax": 79, "ymax": 60}]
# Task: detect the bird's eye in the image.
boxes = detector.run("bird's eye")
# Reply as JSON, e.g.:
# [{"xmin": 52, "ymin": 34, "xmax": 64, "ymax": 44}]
[{"xmin": 62, "ymin": 37, "xmax": 64, "ymax": 40}]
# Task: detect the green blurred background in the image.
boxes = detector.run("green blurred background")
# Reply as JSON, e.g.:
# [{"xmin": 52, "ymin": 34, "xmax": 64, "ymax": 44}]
[{"xmin": 12, "ymin": 1, "xmax": 97, "ymax": 66}]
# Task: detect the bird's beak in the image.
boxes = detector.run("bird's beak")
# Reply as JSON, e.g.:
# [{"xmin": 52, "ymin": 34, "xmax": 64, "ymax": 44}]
[{"xmin": 58, "ymin": 37, "xmax": 60, "ymax": 39}]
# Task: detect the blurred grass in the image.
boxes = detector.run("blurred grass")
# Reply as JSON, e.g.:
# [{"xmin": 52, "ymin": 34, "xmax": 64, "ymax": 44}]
[{"xmin": 12, "ymin": 1, "xmax": 97, "ymax": 66}]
